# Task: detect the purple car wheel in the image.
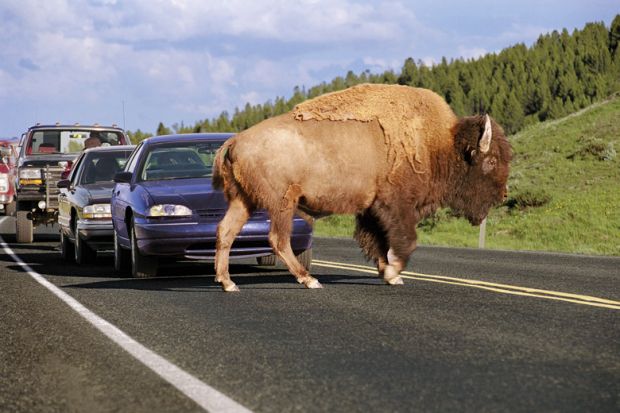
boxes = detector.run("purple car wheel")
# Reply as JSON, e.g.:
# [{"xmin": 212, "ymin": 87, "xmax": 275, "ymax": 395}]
[
  {"xmin": 295, "ymin": 248, "xmax": 312, "ymax": 271},
  {"xmin": 256, "ymin": 254, "xmax": 277, "ymax": 266},
  {"xmin": 130, "ymin": 224, "xmax": 158, "ymax": 278}
]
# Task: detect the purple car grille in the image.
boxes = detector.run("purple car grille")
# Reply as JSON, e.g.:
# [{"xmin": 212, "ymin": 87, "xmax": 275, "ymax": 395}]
[
  {"xmin": 196, "ymin": 209, "xmax": 269, "ymax": 221},
  {"xmin": 196, "ymin": 209, "xmax": 226, "ymax": 221}
]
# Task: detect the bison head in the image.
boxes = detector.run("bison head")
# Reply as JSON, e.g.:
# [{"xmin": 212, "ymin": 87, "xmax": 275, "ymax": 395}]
[{"xmin": 449, "ymin": 114, "xmax": 512, "ymax": 225}]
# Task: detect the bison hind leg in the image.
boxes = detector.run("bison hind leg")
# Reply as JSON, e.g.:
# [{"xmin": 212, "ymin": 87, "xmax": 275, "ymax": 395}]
[
  {"xmin": 269, "ymin": 185, "xmax": 322, "ymax": 289},
  {"xmin": 215, "ymin": 197, "xmax": 251, "ymax": 292}
]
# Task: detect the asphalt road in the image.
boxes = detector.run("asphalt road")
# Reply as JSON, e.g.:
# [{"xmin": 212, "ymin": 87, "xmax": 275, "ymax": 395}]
[{"xmin": 1, "ymin": 216, "xmax": 619, "ymax": 412}]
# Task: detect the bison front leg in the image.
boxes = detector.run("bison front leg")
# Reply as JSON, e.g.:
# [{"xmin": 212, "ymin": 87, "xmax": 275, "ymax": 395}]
[
  {"xmin": 269, "ymin": 185, "xmax": 322, "ymax": 289},
  {"xmin": 368, "ymin": 202, "xmax": 419, "ymax": 286},
  {"xmin": 215, "ymin": 197, "xmax": 251, "ymax": 292},
  {"xmin": 383, "ymin": 234, "xmax": 417, "ymax": 285}
]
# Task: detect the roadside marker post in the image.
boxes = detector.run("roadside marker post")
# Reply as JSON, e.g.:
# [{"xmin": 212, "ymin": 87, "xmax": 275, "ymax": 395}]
[{"xmin": 479, "ymin": 217, "xmax": 487, "ymax": 249}]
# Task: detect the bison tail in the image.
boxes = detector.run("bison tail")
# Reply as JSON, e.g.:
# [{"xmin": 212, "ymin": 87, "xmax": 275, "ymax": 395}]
[{"xmin": 212, "ymin": 139, "xmax": 235, "ymax": 191}]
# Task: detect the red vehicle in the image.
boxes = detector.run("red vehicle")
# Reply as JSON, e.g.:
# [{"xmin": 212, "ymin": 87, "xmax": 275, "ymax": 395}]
[{"xmin": 0, "ymin": 139, "xmax": 18, "ymax": 215}]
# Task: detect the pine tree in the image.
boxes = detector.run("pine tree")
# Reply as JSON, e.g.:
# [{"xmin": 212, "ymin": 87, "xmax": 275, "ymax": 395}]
[
  {"xmin": 398, "ymin": 57, "xmax": 418, "ymax": 86},
  {"xmin": 610, "ymin": 14, "xmax": 620, "ymax": 55},
  {"xmin": 503, "ymin": 91, "xmax": 525, "ymax": 134},
  {"xmin": 610, "ymin": 47, "xmax": 620, "ymax": 93},
  {"xmin": 156, "ymin": 122, "xmax": 171, "ymax": 136},
  {"xmin": 127, "ymin": 129, "xmax": 152, "ymax": 143},
  {"xmin": 548, "ymin": 97, "xmax": 566, "ymax": 119}
]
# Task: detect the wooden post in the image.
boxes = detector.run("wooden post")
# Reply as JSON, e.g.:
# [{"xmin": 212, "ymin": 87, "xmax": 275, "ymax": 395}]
[{"xmin": 478, "ymin": 217, "xmax": 487, "ymax": 249}]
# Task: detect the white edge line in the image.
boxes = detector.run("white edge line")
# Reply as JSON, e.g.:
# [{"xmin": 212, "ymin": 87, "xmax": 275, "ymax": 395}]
[{"xmin": 0, "ymin": 230, "xmax": 252, "ymax": 413}]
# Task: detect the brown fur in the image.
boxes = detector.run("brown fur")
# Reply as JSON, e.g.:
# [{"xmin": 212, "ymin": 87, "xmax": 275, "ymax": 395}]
[
  {"xmin": 293, "ymin": 83, "xmax": 457, "ymax": 178},
  {"xmin": 212, "ymin": 84, "xmax": 512, "ymax": 291}
]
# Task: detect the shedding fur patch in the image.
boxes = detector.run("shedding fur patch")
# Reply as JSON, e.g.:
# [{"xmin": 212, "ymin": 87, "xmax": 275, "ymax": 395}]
[
  {"xmin": 281, "ymin": 184, "xmax": 303, "ymax": 211},
  {"xmin": 292, "ymin": 84, "xmax": 452, "ymax": 178}
]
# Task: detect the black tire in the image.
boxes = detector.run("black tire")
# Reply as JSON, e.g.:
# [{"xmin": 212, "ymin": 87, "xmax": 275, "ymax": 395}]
[
  {"xmin": 60, "ymin": 230, "xmax": 75, "ymax": 262},
  {"xmin": 15, "ymin": 211, "xmax": 33, "ymax": 243},
  {"xmin": 114, "ymin": 229, "xmax": 130, "ymax": 275},
  {"xmin": 74, "ymin": 224, "xmax": 96, "ymax": 265},
  {"xmin": 256, "ymin": 254, "xmax": 277, "ymax": 266},
  {"xmin": 130, "ymin": 224, "xmax": 157, "ymax": 278},
  {"xmin": 296, "ymin": 248, "xmax": 312, "ymax": 271}
]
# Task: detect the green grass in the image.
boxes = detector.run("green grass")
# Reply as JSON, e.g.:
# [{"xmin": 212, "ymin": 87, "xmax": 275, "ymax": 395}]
[{"xmin": 314, "ymin": 96, "xmax": 620, "ymax": 256}]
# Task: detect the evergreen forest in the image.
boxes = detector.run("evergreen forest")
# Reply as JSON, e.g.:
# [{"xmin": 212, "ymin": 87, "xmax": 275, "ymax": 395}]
[{"xmin": 129, "ymin": 15, "xmax": 620, "ymax": 142}]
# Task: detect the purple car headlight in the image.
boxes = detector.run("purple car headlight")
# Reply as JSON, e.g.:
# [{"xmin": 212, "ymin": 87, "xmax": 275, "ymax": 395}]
[{"xmin": 147, "ymin": 204, "xmax": 192, "ymax": 217}]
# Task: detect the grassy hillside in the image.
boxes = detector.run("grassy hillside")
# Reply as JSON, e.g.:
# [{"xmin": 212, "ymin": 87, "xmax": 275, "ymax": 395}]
[{"xmin": 314, "ymin": 96, "xmax": 620, "ymax": 256}]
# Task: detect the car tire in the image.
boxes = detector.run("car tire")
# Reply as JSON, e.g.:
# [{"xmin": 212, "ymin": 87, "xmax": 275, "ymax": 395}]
[
  {"xmin": 256, "ymin": 254, "xmax": 277, "ymax": 266},
  {"xmin": 15, "ymin": 211, "xmax": 33, "ymax": 243},
  {"xmin": 114, "ymin": 230, "xmax": 130, "ymax": 275},
  {"xmin": 74, "ymin": 224, "xmax": 96, "ymax": 265},
  {"xmin": 60, "ymin": 230, "xmax": 75, "ymax": 262},
  {"xmin": 296, "ymin": 248, "xmax": 312, "ymax": 271},
  {"xmin": 130, "ymin": 224, "xmax": 157, "ymax": 278}
]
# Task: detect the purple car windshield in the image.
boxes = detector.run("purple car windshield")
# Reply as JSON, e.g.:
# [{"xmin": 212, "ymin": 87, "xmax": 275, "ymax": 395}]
[{"xmin": 140, "ymin": 141, "xmax": 223, "ymax": 181}]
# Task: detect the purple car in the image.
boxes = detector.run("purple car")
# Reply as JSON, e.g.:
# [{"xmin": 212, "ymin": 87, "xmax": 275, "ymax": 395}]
[{"xmin": 111, "ymin": 133, "xmax": 313, "ymax": 278}]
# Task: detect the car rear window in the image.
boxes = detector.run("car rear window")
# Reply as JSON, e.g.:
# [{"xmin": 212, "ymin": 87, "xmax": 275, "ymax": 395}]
[
  {"xmin": 27, "ymin": 130, "xmax": 127, "ymax": 155},
  {"xmin": 79, "ymin": 151, "xmax": 133, "ymax": 185}
]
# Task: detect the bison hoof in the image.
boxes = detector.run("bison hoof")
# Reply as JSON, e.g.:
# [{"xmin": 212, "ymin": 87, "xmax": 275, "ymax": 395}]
[
  {"xmin": 304, "ymin": 278, "xmax": 323, "ymax": 289},
  {"xmin": 222, "ymin": 280, "xmax": 240, "ymax": 292},
  {"xmin": 385, "ymin": 276, "xmax": 404, "ymax": 286}
]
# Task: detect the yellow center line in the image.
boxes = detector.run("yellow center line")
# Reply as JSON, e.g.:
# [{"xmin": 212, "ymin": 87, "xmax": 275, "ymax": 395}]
[{"xmin": 313, "ymin": 259, "xmax": 620, "ymax": 310}]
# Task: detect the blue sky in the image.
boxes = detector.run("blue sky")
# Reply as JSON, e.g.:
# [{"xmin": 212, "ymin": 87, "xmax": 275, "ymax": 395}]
[{"xmin": 0, "ymin": 0, "xmax": 617, "ymax": 137}]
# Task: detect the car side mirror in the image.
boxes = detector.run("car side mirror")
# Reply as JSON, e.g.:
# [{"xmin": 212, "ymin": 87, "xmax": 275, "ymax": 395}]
[
  {"xmin": 114, "ymin": 171, "xmax": 133, "ymax": 183},
  {"xmin": 57, "ymin": 179, "xmax": 71, "ymax": 189}
]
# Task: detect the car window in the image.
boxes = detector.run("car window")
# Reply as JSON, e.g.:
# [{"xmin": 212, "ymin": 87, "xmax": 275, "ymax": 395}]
[
  {"xmin": 139, "ymin": 141, "xmax": 224, "ymax": 181},
  {"xmin": 69, "ymin": 152, "xmax": 86, "ymax": 184},
  {"xmin": 124, "ymin": 142, "xmax": 144, "ymax": 174},
  {"xmin": 26, "ymin": 130, "xmax": 126, "ymax": 155},
  {"xmin": 0, "ymin": 142, "xmax": 16, "ymax": 166},
  {"xmin": 78, "ymin": 151, "xmax": 132, "ymax": 185}
]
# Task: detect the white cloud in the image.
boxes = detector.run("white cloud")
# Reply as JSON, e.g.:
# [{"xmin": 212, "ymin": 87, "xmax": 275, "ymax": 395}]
[
  {"xmin": 362, "ymin": 57, "xmax": 402, "ymax": 72},
  {"xmin": 2, "ymin": 0, "xmax": 409, "ymax": 46},
  {"xmin": 240, "ymin": 91, "xmax": 262, "ymax": 106},
  {"xmin": 0, "ymin": 0, "xmax": 617, "ymax": 135},
  {"xmin": 457, "ymin": 46, "xmax": 488, "ymax": 60},
  {"xmin": 420, "ymin": 56, "xmax": 437, "ymax": 67}
]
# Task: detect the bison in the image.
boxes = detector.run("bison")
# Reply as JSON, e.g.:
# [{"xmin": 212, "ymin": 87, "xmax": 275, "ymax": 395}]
[{"xmin": 213, "ymin": 84, "xmax": 512, "ymax": 292}]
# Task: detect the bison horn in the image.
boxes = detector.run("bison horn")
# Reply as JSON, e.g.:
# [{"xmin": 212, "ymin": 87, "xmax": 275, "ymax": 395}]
[{"xmin": 479, "ymin": 114, "xmax": 492, "ymax": 154}]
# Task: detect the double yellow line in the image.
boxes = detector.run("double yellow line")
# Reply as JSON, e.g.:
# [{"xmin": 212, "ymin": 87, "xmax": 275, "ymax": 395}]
[{"xmin": 313, "ymin": 259, "xmax": 620, "ymax": 310}]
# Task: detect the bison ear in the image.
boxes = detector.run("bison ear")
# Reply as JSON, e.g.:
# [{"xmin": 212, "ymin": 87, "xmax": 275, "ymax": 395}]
[{"xmin": 479, "ymin": 114, "xmax": 492, "ymax": 154}]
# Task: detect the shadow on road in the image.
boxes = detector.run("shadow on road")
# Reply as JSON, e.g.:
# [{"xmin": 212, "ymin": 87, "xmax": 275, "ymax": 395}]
[
  {"xmin": 1, "ymin": 230, "xmax": 382, "ymax": 291},
  {"xmin": 1, "ymin": 232, "xmax": 59, "ymax": 244},
  {"xmin": 62, "ymin": 271, "xmax": 380, "ymax": 293}
]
